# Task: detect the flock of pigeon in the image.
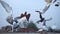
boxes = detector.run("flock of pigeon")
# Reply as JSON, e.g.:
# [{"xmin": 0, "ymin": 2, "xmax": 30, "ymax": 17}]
[{"xmin": 0, "ymin": 0, "xmax": 60, "ymax": 32}]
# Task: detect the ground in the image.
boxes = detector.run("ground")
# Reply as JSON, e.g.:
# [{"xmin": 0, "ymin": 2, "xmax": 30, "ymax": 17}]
[{"xmin": 0, "ymin": 32, "xmax": 60, "ymax": 34}]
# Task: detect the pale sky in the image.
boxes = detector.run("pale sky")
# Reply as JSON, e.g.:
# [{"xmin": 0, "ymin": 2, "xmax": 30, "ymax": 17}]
[{"xmin": 0, "ymin": 0, "xmax": 60, "ymax": 29}]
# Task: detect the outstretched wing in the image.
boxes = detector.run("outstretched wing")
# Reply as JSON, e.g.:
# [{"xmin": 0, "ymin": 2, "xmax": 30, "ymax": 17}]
[
  {"xmin": 46, "ymin": 18, "xmax": 52, "ymax": 21},
  {"xmin": 26, "ymin": 14, "xmax": 30, "ymax": 21},
  {"xmin": 0, "ymin": 0, "xmax": 12, "ymax": 13},
  {"xmin": 42, "ymin": 4, "xmax": 51, "ymax": 14}
]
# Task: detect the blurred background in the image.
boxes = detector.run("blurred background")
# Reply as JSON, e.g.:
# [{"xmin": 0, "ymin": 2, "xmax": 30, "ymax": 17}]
[{"xmin": 0, "ymin": 0, "xmax": 60, "ymax": 30}]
